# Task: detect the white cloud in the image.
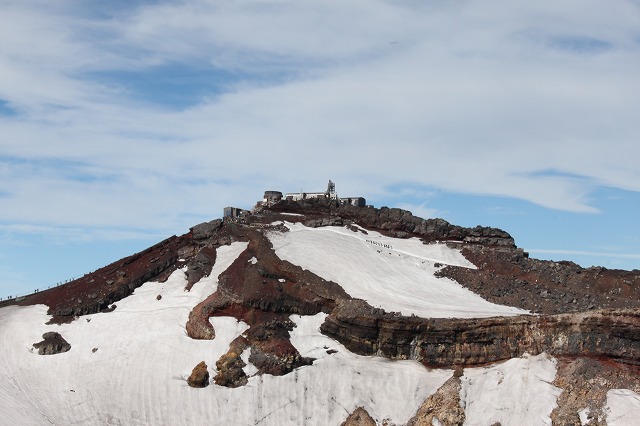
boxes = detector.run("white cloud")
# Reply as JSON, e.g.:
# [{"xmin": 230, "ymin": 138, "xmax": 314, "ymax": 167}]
[
  {"xmin": 1, "ymin": 0, "xmax": 639, "ymax": 239},
  {"xmin": 395, "ymin": 202, "xmax": 440, "ymax": 220}
]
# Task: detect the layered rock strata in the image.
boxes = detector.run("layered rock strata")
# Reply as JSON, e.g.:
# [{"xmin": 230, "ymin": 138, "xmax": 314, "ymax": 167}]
[
  {"xmin": 321, "ymin": 300, "xmax": 640, "ymax": 367},
  {"xmin": 268, "ymin": 198, "xmax": 515, "ymax": 247}
]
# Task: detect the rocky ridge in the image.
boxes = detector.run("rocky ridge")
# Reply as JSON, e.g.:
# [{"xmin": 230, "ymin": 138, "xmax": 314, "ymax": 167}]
[
  {"xmin": 3, "ymin": 198, "xmax": 640, "ymax": 423},
  {"xmin": 551, "ymin": 357, "xmax": 640, "ymax": 425},
  {"xmin": 407, "ymin": 373, "xmax": 465, "ymax": 426},
  {"xmin": 269, "ymin": 198, "xmax": 516, "ymax": 247},
  {"xmin": 438, "ymin": 246, "xmax": 640, "ymax": 315},
  {"xmin": 321, "ymin": 299, "xmax": 639, "ymax": 367}
]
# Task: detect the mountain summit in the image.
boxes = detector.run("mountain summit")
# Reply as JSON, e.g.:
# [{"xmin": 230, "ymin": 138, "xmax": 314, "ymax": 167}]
[{"xmin": 1, "ymin": 190, "xmax": 639, "ymax": 425}]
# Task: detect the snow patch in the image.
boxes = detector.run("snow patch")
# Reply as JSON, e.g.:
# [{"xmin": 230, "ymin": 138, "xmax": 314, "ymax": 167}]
[
  {"xmin": 240, "ymin": 347, "xmax": 259, "ymax": 377},
  {"xmin": 208, "ymin": 316, "xmax": 250, "ymax": 370},
  {"xmin": 460, "ymin": 353, "xmax": 561, "ymax": 426},
  {"xmin": 268, "ymin": 222, "xmax": 529, "ymax": 318},
  {"xmin": 0, "ymin": 243, "xmax": 249, "ymax": 426},
  {"xmin": 289, "ymin": 313, "xmax": 452, "ymax": 424},
  {"xmin": 606, "ymin": 389, "xmax": 640, "ymax": 426},
  {"xmin": 0, "ymin": 241, "xmax": 454, "ymax": 425},
  {"xmin": 578, "ymin": 407, "xmax": 590, "ymax": 425}
]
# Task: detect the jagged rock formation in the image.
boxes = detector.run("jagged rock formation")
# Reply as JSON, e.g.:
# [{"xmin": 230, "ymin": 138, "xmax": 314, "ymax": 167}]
[
  {"xmin": 5, "ymin": 235, "xmax": 188, "ymax": 323},
  {"xmin": 341, "ymin": 407, "xmax": 376, "ymax": 426},
  {"xmin": 551, "ymin": 357, "xmax": 640, "ymax": 425},
  {"xmin": 269, "ymin": 198, "xmax": 516, "ymax": 246},
  {"xmin": 213, "ymin": 352, "xmax": 247, "ymax": 388},
  {"xmin": 33, "ymin": 332, "xmax": 71, "ymax": 355},
  {"xmin": 407, "ymin": 374, "xmax": 465, "ymax": 426},
  {"xmin": 185, "ymin": 245, "xmax": 217, "ymax": 290},
  {"xmin": 438, "ymin": 246, "xmax": 640, "ymax": 315},
  {"xmin": 184, "ymin": 224, "xmax": 340, "ymax": 380},
  {"xmin": 190, "ymin": 219, "xmax": 223, "ymax": 240},
  {"xmin": 187, "ymin": 361, "xmax": 210, "ymax": 388},
  {"xmin": 321, "ymin": 299, "xmax": 640, "ymax": 367}
]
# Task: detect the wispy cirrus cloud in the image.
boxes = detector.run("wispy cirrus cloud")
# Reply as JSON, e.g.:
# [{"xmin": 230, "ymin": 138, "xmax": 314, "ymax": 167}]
[
  {"xmin": 0, "ymin": 0, "xmax": 639, "ymax": 237},
  {"xmin": 0, "ymin": 0, "xmax": 639, "ymax": 297}
]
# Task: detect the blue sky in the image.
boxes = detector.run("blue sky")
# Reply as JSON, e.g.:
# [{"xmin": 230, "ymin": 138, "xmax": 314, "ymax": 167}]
[{"xmin": 1, "ymin": 0, "xmax": 639, "ymax": 298}]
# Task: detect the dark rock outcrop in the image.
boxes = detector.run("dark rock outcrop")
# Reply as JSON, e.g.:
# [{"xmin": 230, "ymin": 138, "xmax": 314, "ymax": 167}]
[
  {"xmin": 341, "ymin": 407, "xmax": 376, "ymax": 426},
  {"xmin": 214, "ymin": 352, "xmax": 247, "ymax": 388},
  {"xmin": 187, "ymin": 361, "xmax": 210, "ymax": 388},
  {"xmin": 438, "ymin": 246, "xmax": 640, "ymax": 315},
  {"xmin": 185, "ymin": 246, "xmax": 217, "ymax": 290},
  {"xmin": 321, "ymin": 300, "xmax": 640, "ymax": 367},
  {"xmin": 407, "ymin": 375, "xmax": 465, "ymax": 426},
  {"xmin": 33, "ymin": 332, "xmax": 71, "ymax": 355},
  {"xmin": 247, "ymin": 344, "xmax": 313, "ymax": 377},
  {"xmin": 190, "ymin": 219, "xmax": 223, "ymax": 240},
  {"xmin": 551, "ymin": 357, "xmax": 640, "ymax": 425},
  {"xmin": 268, "ymin": 198, "xmax": 515, "ymax": 247},
  {"xmin": 4, "ymin": 235, "xmax": 191, "ymax": 323}
]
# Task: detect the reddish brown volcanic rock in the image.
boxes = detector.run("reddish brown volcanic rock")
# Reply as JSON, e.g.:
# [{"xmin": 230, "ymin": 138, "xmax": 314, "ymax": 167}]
[
  {"xmin": 341, "ymin": 407, "xmax": 376, "ymax": 426},
  {"xmin": 1, "ymin": 235, "xmax": 192, "ymax": 323},
  {"xmin": 269, "ymin": 198, "xmax": 516, "ymax": 246},
  {"xmin": 407, "ymin": 375, "xmax": 465, "ymax": 426},
  {"xmin": 551, "ymin": 357, "xmax": 640, "ymax": 425},
  {"xmin": 321, "ymin": 300, "xmax": 640, "ymax": 367},
  {"xmin": 437, "ymin": 245, "xmax": 640, "ymax": 315},
  {"xmin": 187, "ymin": 361, "xmax": 210, "ymax": 388},
  {"xmin": 214, "ymin": 352, "xmax": 247, "ymax": 388},
  {"xmin": 185, "ymin": 224, "xmax": 340, "ymax": 381}
]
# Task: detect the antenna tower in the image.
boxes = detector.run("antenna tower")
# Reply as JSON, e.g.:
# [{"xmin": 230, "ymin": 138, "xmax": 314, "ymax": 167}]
[{"xmin": 326, "ymin": 180, "xmax": 337, "ymax": 199}]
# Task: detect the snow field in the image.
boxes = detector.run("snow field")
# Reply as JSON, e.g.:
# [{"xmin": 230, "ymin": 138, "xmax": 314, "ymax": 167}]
[
  {"xmin": 0, "ymin": 242, "xmax": 249, "ymax": 426},
  {"xmin": 460, "ymin": 353, "xmax": 562, "ymax": 426},
  {"xmin": 2, "ymin": 234, "xmax": 638, "ymax": 425},
  {"xmin": 606, "ymin": 389, "xmax": 640, "ymax": 426},
  {"xmin": 288, "ymin": 313, "xmax": 452, "ymax": 424},
  {"xmin": 268, "ymin": 222, "xmax": 530, "ymax": 318},
  {"xmin": 0, "ymin": 241, "xmax": 450, "ymax": 425}
]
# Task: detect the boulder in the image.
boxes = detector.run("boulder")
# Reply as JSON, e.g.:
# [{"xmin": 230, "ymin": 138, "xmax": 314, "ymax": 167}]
[
  {"xmin": 214, "ymin": 352, "xmax": 248, "ymax": 388},
  {"xmin": 33, "ymin": 332, "xmax": 71, "ymax": 355},
  {"xmin": 190, "ymin": 220, "xmax": 222, "ymax": 240},
  {"xmin": 187, "ymin": 361, "xmax": 209, "ymax": 388}
]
